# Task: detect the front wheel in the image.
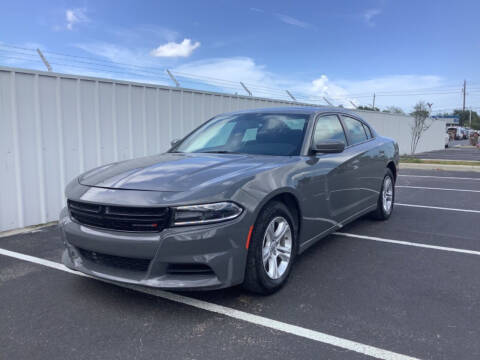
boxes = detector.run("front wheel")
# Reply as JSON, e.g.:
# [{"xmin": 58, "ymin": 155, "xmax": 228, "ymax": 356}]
[
  {"xmin": 243, "ymin": 201, "xmax": 297, "ymax": 295},
  {"xmin": 370, "ymin": 169, "xmax": 395, "ymax": 220}
]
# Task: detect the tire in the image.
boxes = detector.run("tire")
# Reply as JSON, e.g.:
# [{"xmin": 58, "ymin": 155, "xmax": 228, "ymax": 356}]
[
  {"xmin": 243, "ymin": 201, "xmax": 297, "ymax": 295},
  {"xmin": 370, "ymin": 168, "xmax": 395, "ymax": 220}
]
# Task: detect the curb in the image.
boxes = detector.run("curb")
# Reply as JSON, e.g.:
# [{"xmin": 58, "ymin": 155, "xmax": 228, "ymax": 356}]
[
  {"xmin": 400, "ymin": 162, "xmax": 480, "ymax": 172},
  {"xmin": 417, "ymin": 158, "xmax": 480, "ymax": 163},
  {"xmin": 0, "ymin": 221, "xmax": 58, "ymax": 238}
]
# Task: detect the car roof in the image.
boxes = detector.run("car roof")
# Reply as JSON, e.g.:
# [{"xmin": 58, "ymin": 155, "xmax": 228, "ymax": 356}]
[{"xmin": 223, "ymin": 106, "xmax": 360, "ymax": 118}]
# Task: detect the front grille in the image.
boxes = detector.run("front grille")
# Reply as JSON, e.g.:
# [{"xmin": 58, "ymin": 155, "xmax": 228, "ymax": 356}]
[
  {"xmin": 68, "ymin": 200, "xmax": 170, "ymax": 232},
  {"xmin": 78, "ymin": 248, "xmax": 151, "ymax": 272}
]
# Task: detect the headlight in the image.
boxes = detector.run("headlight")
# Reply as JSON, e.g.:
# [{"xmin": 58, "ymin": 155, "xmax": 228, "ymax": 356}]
[{"xmin": 172, "ymin": 202, "xmax": 243, "ymax": 226}]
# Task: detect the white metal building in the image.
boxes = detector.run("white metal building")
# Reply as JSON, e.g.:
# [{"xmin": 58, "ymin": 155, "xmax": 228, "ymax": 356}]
[{"xmin": 0, "ymin": 66, "xmax": 446, "ymax": 232}]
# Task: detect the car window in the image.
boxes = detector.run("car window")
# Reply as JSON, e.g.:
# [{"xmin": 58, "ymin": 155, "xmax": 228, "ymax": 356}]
[
  {"xmin": 242, "ymin": 127, "xmax": 258, "ymax": 142},
  {"xmin": 174, "ymin": 113, "xmax": 309, "ymax": 156},
  {"xmin": 313, "ymin": 115, "xmax": 347, "ymax": 145},
  {"xmin": 183, "ymin": 120, "xmax": 236, "ymax": 150},
  {"xmin": 362, "ymin": 123, "xmax": 373, "ymax": 139},
  {"xmin": 342, "ymin": 116, "xmax": 368, "ymax": 145}
]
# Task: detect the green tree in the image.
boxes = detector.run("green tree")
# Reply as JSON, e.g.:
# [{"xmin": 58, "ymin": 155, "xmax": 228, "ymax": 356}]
[
  {"xmin": 357, "ymin": 105, "xmax": 380, "ymax": 112},
  {"xmin": 383, "ymin": 106, "xmax": 405, "ymax": 115},
  {"xmin": 410, "ymin": 101, "xmax": 432, "ymax": 154},
  {"xmin": 453, "ymin": 109, "xmax": 480, "ymax": 129}
]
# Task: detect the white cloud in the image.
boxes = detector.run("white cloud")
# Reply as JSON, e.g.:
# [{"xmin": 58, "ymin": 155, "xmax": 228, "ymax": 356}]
[
  {"xmin": 22, "ymin": 38, "xmax": 457, "ymax": 113},
  {"xmin": 274, "ymin": 13, "xmax": 312, "ymax": 29},
  {"xmin": 250, "ymin": 7, "xmax": 264, "ymax": 13},
  {"xmin": 150, "ymin": 39, "xmax": 200, "ymax": 58},
  {"xmin": 75, "ymin": 42, "xmax": 156, "ymax": 66},
  {"xmin": 66, "ymin": 8, "xmax": 89, "ymax": 30},
  {"xmin": 174, "ymin": 57, "xmax": 348, "ymax": 104},
  {"xmin": 363, "ymin": 8, "xmax": 381, "ymax": 27},
  {"xmin": 174, "ymin": 57, "xmax": 458, "ymax": 112},
  {"xmin": 337, "ymin": 75, "xmax": 452, "ymax": 111},
  {"xmin": 175, "ymin": 57, "xmax": 272, "ymax": 84}
]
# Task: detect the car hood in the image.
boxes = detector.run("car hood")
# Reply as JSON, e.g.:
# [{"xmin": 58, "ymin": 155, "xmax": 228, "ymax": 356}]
[{"xmin": 78, "ymin": 153, "xmax": 287, "ymax": 192}]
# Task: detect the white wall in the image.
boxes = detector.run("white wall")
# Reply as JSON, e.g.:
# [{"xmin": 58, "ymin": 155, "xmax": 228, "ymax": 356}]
[
  {"xmin": 0, "ymin": 66, "xmax": 445, "ymax": 231},
  {"xmin": 355, "ymin": 110, "xmax": 446, "ymax": 155}
]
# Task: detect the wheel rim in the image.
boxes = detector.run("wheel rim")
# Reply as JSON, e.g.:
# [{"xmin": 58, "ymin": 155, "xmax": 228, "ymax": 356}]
[
  {"xmin": 382, "ymin": 176, "xmax": 394, "ymax": 214},
  {"xmin": 262, "ymin": 216, "xmax": 292, "ymax": 280}
]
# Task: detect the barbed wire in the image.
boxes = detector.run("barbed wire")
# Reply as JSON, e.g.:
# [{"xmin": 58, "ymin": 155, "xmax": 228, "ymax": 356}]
[{"xmin": 0, "ymin": 42, "xmax": 477, "ymax": 111}]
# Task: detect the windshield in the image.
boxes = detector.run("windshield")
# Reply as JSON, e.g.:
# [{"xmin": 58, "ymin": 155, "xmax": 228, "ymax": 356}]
[{"xmin": 172, "ymin": 113, "xmax": 309, "ymax": 156}]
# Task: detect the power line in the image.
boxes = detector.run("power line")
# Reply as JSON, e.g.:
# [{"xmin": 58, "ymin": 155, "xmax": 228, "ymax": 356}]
[
  {"xmin": 0, "ymin": 43, "xmax": 479, "ymax": 110},
  {"xmin": 0, "ymin": 44, "xmax": 471, "ymax": 98}
]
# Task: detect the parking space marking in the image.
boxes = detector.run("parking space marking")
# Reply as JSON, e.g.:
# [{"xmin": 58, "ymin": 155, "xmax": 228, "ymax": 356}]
[
  {"xmin": 334, "ymin": 232, "xmax": 480, "ymax": 256},
  {"xmin": 0, "ymin": 247, "xmax": 419, "ymax": 360},
  {"xmin": 398, "ymin": 174, "xmax": 480, "ymax": 181},
  {"xmin": 396, "ymin": 185, "xmax": 480, "ymax": 193},
  {"xmin": 396, "ymin": 203, "xmax": 480, "ymax": 214}
]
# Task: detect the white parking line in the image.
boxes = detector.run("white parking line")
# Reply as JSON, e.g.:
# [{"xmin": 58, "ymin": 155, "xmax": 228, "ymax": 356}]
[
  {"xmin": 396, "ymin": 203, "xmax": 480, "ymax": 214},
  {"xmin": 396, "ymin": 185, "xmax": 480, "ymax": 193},
  {"xmin": 334, "ymin": 232, "xmax": 480, "ymax": 256},
  {"xmin": 398, "ymin": 174, "xmax": 480, "ymax": 181},
  {"xmin": 0, "ymin": 248, "xmax": 419, "ymax": 360}
]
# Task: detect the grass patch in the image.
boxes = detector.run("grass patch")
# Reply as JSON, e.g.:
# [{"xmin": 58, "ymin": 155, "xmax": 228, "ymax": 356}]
[{"xmin": 400, "ymin": 157, "xmax": 480, "ymax": 166}]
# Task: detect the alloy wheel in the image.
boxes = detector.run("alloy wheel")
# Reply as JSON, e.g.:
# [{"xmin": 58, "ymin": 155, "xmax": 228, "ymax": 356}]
[
  {"xmin": 382, "ymin": 176, "xmax": 394, "ymax": 214},
  {"xmin": 261, "ymin": 216, "xmax": 292, "ymax": 280}
]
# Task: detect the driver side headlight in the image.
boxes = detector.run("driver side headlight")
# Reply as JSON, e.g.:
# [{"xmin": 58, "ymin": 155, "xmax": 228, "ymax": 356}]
[{"xmin": 172, "ymin": 202, "xmax": 243, "ymax": 226}]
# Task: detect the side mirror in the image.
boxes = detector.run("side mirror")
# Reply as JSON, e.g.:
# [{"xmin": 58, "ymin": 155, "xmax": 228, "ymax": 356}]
[
  {"xmin": 312, "ymin": 140, "xmax": 345, "ymax": 154},
  {"xmin": 170, "ymin": 138, "xmax": 181, "ymax": 147}
]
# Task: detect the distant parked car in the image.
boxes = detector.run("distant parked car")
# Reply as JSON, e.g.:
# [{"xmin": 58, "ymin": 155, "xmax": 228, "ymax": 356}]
[
  {"xmin": 447, "ymin": 127, "xmax": 460, "ymax": 140},
  {"xmin": 59, "ymin": 107, "xmax": 399, "ymax": 294},
  {"xmin": 448, "ymin": 126, "xmax": 468, "ymax": 140}
]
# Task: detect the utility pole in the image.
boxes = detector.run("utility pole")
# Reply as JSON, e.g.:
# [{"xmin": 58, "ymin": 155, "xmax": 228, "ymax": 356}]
[
  {"xmin": 372, "ymin": 93, "xmax": 376, "ymax": 110},
  {"xmin": 349, "ymin": 100, "xmax": 358, "ymax": 109},
  {"xmin": 462, "ymin": 80, "xmax": 466, "ymax": 111},
  {"xmin": 36, "ymin": 48, "xmax": 52, "ymax": 72}
]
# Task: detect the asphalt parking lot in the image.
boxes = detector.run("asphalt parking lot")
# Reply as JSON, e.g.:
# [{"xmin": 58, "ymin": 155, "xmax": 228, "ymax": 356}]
[
  {"xmin": 1, "ymin": 168, "xmax": 480, "ymax": 360},
  {"xmin": 410, "ymin": 139, "xmax": 479, "ymax": 161}
]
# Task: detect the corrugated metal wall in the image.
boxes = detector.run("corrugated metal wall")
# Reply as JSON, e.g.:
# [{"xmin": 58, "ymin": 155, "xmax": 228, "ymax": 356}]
[
  {"xmin": 355, "ymin": 110, "xmax": 446, "ymax": 155},
  {"xmin": 0, "ymin": 67, "xmax": 311, "ymax": 231},
  {"xmin": 0, "ymin": 66, "xmax": 445, "ymax": 232}
]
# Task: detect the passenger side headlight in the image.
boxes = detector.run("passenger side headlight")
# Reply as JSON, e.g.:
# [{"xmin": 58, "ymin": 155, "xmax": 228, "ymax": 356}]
[{"xmin": 172, "ymin": 202, "xmax": 243, "ymax": 226}]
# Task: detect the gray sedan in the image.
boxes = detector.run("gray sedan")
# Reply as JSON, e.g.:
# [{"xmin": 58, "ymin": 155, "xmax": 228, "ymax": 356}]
[{"xmin": 60, "ymin": 107, "xmax": 398, "ymax": 294}]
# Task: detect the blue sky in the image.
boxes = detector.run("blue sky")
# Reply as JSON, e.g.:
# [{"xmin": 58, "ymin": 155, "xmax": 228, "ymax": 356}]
[{"xmin": 2, "ymin": 0, "xmax": 480, "ymax": 112}]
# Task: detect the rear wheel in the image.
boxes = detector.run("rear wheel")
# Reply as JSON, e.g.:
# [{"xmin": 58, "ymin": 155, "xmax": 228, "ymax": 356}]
[
  {"xmin": 370, "ymin": 168, "xmax": 395, "ymax": 220},
  {"xmin": 243, "ymin": 201, "xmax": 297, "ymax": 295}
]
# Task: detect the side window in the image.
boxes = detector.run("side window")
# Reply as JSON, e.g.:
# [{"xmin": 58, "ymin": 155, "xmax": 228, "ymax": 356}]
[
  {"xmin": 313, "ymin": 115, "xmax": 347, "ymax": 145},
  {"xmin": 342, "ymin": 116, "xmax": 368, "ymax": 145},
  {"xmin": 362, "ymin": 123, "xmax": 372, "ymax": 139}
]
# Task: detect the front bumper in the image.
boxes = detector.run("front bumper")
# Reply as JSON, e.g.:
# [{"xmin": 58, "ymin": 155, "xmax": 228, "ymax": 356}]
[{"xmin": 59, "ymin": 207, "xmax": 250, "ymax": 290}]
